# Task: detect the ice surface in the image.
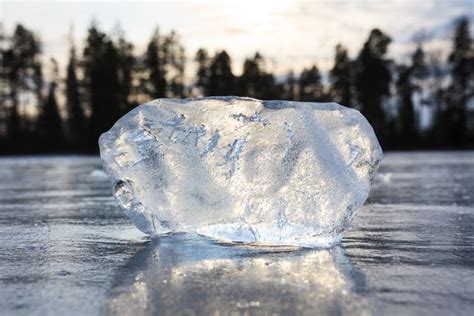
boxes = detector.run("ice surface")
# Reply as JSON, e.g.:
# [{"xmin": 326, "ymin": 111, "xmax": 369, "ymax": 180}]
[{"xmin": 99, "ymin": 97, "xmax": 383, "ymax": 247}]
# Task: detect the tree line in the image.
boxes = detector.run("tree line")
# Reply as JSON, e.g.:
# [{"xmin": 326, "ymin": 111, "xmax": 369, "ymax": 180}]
[{"xmin": 0, "ymin": 17, "xmax": 473, "ymax": 154}]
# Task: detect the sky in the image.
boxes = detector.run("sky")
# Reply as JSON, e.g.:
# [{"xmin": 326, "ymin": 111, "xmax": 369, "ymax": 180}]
[{"xmin": 1, "ymin": 0, "xmax": 473, "ymax": 79}]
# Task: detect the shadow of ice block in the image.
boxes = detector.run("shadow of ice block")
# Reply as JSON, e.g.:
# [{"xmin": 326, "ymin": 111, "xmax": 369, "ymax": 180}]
[
  {"xmin": 99, "ymin": 97, "xmax": 382, "ymax": 247},
  {"xmin": 106, "ymin": 234, "xmax": 371, "ymax": 315}
]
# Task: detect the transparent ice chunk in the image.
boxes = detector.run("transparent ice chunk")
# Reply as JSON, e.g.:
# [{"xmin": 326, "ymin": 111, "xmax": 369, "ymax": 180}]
[{"xmin": 99, "ymin": 97, "xmax": 383, "ymax": 248}]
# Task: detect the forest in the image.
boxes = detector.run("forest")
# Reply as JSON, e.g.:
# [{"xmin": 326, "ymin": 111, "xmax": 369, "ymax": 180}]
[{"xmin": 0, "ymin": 16, "xmax": 473, "ymax": 154}]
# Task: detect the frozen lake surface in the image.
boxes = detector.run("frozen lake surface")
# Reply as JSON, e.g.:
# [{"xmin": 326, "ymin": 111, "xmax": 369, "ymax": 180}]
[{"xmin": 0, "ymin": 152, "xmax": 473, "ymax": 315}]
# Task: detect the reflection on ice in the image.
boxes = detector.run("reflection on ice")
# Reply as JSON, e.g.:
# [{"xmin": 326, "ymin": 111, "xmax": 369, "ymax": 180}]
[{"xmin": 107, "ymin": 234, "xmax": 371, "ymax": 315}]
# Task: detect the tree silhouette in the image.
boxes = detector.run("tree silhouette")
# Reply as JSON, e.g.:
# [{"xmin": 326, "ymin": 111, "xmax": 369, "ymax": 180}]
[
  {"xmin": 239, "ymin": 53, "xmax": 259, "ymax": 97},
  {"xmin": 445, "ymin": 17, "xmax": 473, "ymax": 147},
  {"xmin": 82, "ymin": 24, "xmax": 121, "ymax": 152},
  {"xmin": 2, "ymin": 24, "xmax": 43, "ymax": 151},
  {"xmin": 411, "ymin": 46, "xmax": 428, "ymax": 80},
  {"xmin": 142, "ymin": 28, "xmax": 167, "ymax": 99},
  {"xmin": 395, "ymin": 46, "xmax": 428, "ymax": 148},
  {"xmin": 208, "ymin": 50, "xmax": 236, "ymax": 96},
  {"xmin": 330, "ymin": 44, "xmax": 353, "ymax": 107},
  {"xmin": 239, "ymin": 52, "xmax": 277, "ymax": 99},
  {"xmin": 65, "ymin": 40, "xmax": 86, "ymax": 150},
  {"xmin": 37, "ymin": 59, "xmax": 64, "ymax": 152},
  {"xmin": 428, "ymin": 51, "xmax": 449, "ymax": 147},
  {"xmin": 299, "ymin": 65, "xmax": 324, "ymax": 102},
  {"xmin": 164, "ymin": 31, "xmax": 186, "ymax": 98},
  {"xmin": 0, "ymin": 24, "xmax": 9, "ymax": 140},
  {"xmin": 282, "ymin": 71, "xmax": 297, "ymax": 101},
  {"xmin": 115, "ymin": 28, "xmax": 135, "ymax": 113},
  {"xmin": 396, "ymin": 65, "xmax": 417, "ymax": 147},
  {"xmin": 355, "ymin": 29, "xmax": 392, "ymax": 147},
  {"xmin": 195, "ymin": 48, "xmax": 211, "ymax": 96}
]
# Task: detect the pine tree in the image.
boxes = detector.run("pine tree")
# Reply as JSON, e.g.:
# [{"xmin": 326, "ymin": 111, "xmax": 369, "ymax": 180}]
[
  {"xmin": 428, "ymin": 52, "xmax": 449, "ymax": 147},
  {"xmin": 354, "ymin": 29, "xmax": 392, "ymax": 147},
  {"xmin": 298, "ymin": 65, "xmax": 324, "ymax": 102},
  {"xmin": 394, "ymin": 46, "xmax": 428, "ymax": 149},
  {"xmin": 0, "ymin": 24, "xmax": 9, "ymax": 142},
  {"xmin": 239, "ymin": 52, "xmax": 276, "ymax": 99},
  {"xmin": 65, "ymin": 41, "xmax": 86, "ymax": 150},
  {"xmin": 446, "ymin": 17, "xmax": 473, "ymax": 147},
  {"xmin": 164, "ymin": 31, "xmax": 186, "ymax": 98},
  {"xmin": 208, "ymin": 50, "xmax": 236, "ymax": 96},
  {"xmin": 143, "ymin": 28, "xmax": 167, "ymax": 99},
  {"xmin": 115, "ymin": 29, "xmax": 135, "ymax": 113},
  {"xmin": 195, "ymin": 48, "xmax": 211, "ymax": 96},
  {"xmin": 396, "ymin": 65, "xmax": 417, "ymax": 148},
  {"xmin": 282, "ymin": 71, "xmax": 297, "ymax": 100},
  {"xmin": 82, "ymin": 24, "xmax": 121, "ymax": 152},
  {"xmin": 411, "ymin": 46, "xmax": 428, "ymax": 80},
  {"xmin": 37, "ymin": 58, "xmax": 64, "ymax": 152},
  {"xmin": 329, "ymin": 44, "xmax": 353, "ymax": 107},
  {"xmin": 2, "ymin": 24, "xmax": 43, "ymax": 151},
  {"xmin": 239, "ymin": 53, "xmax": 260, "ymax": 97}
]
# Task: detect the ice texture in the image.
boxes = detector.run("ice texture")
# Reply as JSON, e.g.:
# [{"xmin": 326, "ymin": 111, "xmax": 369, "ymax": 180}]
[{"xmin": 99, "ymin": 97, "xmax": 383, "ymax": 248}]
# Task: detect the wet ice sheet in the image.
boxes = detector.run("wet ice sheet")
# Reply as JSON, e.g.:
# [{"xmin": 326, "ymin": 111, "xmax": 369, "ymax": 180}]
[
  {"xmin": 0, "ymin": 152, "xmax": 473, "ymax": 315},
  {"xmin": 0, "ymin": 157, "xmax": 147, "ymax": 315}
]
